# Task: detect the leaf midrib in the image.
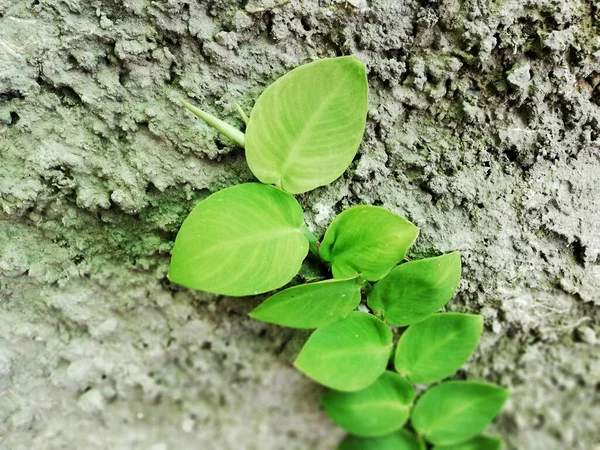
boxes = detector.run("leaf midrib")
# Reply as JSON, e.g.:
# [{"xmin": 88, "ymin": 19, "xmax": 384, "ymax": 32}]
[
  {"xmin": 278, "ymin": 75, "xmax": 348, "ymax": 184},
  {"xmin": 200, "ymin": 227, "xmax": 303, "ymax": 253},
  {"xmin": 400, "ymin": 329, "xmax": 461, "ymax": 376},
  {"xmin": 346, "ymin": 400, "xmax": 410, "ymax": 413},
  {"xmin": 305, "ymin": 343, "xmax": 388, "ymax": 360},
  {"xmin": 420, "ymin": 395, "xmax": 491, "ymax": 436}
]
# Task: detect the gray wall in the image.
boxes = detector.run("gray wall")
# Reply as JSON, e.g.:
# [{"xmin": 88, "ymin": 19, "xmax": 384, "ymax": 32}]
[{"xmin": 1, "ymin": 0, "xmax": 598, "ymax": 449}]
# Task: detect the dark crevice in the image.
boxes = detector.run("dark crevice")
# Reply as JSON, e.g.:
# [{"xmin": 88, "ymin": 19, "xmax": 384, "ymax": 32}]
[
  {"xmin": 10, "ymin": 111, "xmax": 20, "ymax": 125},
  {"xmin": 36, "ymin": 76, "xmax": 83, "ymax": 106},
  {"xmin": 118, "ymin": 66, "xmax": 130, "ymax": 87},
  {"xmin": 570, "ymin": 239, "xmax": 586, "ymax": 266},
  {"xmin": 0, "ymin": 90, "xmax": 24, "ymax": 101},
  {"xmin": 168, "ymin": 61, "xmax": 180, "ymax": 86},
  {"xmin": 419, "ymin": 182, "xmax": 439, "ymax": 205},
  {"xmin": 504, "ymin": 147, "xmax": 518, "ymax": 162}
]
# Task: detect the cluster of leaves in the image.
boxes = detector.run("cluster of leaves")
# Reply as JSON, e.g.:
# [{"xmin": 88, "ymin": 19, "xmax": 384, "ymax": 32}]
[{"xmin": 168, "ymin": 57, "xmax": 508, "ymax": 449}]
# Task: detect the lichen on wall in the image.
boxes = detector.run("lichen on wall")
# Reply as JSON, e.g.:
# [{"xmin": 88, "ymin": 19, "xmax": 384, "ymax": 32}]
[{"xmin": 1, "ymin": 0, "xmax": 599, "ymax": 449}]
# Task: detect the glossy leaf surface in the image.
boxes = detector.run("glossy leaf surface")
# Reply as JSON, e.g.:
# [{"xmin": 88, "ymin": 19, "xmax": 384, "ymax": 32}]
[
  {"xmin": 249, "ymin": 277, "xmax": 362, "ymax": 328},
  {"xmin": 322, "ymin": 371, "xmax": 414, "ymax": 437},
  {"xmin": 338, "ymin": 429, "xmax": 425, "ymax": 450},
  {"xmin": 168, "ymin": 183, "xmax": 308, "ymax": 296},
  {"xmin": 320, "ymin": 206, "xmax": 418, "ymax": 281},
  {"xmin": 433, "ymin": 435, "xmax": 503, "ymax": 450},
  {"xmin": 294, "ymin": 312, "xmax": 392, "ymax": 391},
  {"xmin": 412, "ymin": 381, "xmax": 508, "ymax": 446},
  {"xmin": 395, "ymin": 313, "xmax": 483, "ymax": 384},
  {"xmin": 245, "ymin": 56, "xmax": 368, "ymax": 194},
  {"xmin": 368, "ymin": 252, "xmax": 462, "ymax": 326}
]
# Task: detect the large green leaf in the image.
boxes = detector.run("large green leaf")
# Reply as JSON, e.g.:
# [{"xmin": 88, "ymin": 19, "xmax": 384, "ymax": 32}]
[
  {"xmin": 168, "ymin": 183, "xmax": 308, "ymax": 296},
  {"xmin": 294, "ymin": 312, "xmax": 392, "ymax": 391},
  {"xmin": 322, "ymin": 371, "xmax": 414, "ymax": 437},
  {"xmin": 412, "ymin": 381, "xmax": 508, "ymax": 446},
  {"xmin": 245, "ymin": 56, "xmax": 368, "ymax": 194},
  {"xmin": 338, "ymin": 429, "xmax": 426, "ymax": 450},
  {"xmin": 432, "ymin": 436, "xmax": 503, "ymax": 450},
  {"xmin": 368, "ymin": 252, "xmax": 462, "ymax": 326},
  {"xmin": 395, "ymin": 313, "xmax": 483, "ymax": 384},
  {"xmin": 249, "ymin": 277, "xmax": 362, "ymax": 328},
  {"xmin": 319, "ymin": 206, "xmax": 418, "ymax": 281}
]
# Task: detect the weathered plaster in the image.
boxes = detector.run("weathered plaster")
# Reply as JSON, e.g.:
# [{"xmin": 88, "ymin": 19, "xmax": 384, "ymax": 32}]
[{"xmin": 1, "ymin": 0, "xmax": 598, "ymax": 449}]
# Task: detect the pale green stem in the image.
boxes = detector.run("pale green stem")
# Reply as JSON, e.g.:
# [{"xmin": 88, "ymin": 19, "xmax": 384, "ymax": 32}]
[
  {"xmin": 234, "ymin": 102, "xmax": 249, "ymax": 125},
  {"xmin": 180, "ymin": 99, "xmax": 245, "ymax": 148},
  {"xmin": 302, "ymin": 224, "xmax": 320, "ymax": 260}
]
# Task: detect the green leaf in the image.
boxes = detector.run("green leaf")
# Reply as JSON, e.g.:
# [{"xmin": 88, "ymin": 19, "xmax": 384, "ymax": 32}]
[
  {"xmin": 168, "ymin": 183, "xmax": 308, "ymax": 296},
  {"xmin": 294, "ymin": 312, "xmax": 392, "ymax": 391},
  {"xmin": 412, "ymin": 381, "xmax": 508, "ymax": 446},
  {"xmin": 338, "ymin": 429, "xmax": 425, "ymax": 450},
  {"xmin": 432, "ymin": 435, "xmax": 504, "ymax": 450},
  {"xmin": 249, "ymin": 277, "xmax": 362, "ymax": 329},
  {"xmin": 245, "ymin": 56, "xmax": 368, "ymax": 194},
  {"xmin": 320, "ymin": 206, "xmax": 418, "ymax": 281},
  {"xmin": 368, "ymin": 252, "xmax": 462, "ymax": 326},
  {"xmin": 395, "ymin": 313, "xmax": 483, "ymax": 384},
  {"xmin": 322, "ymin": 371, "xmax": 414, "ymax": 437}
]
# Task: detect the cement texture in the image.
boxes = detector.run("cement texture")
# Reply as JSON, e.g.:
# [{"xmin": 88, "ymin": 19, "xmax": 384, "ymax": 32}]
[{"xmin": 1, "ymin": 0, "xmax": 599, "ymax": 449}]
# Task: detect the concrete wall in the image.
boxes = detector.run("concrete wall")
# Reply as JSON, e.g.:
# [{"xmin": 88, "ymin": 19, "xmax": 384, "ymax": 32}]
[{"xmin": 1, "ymin": 0, "xmax": 598, "ymax": 448}]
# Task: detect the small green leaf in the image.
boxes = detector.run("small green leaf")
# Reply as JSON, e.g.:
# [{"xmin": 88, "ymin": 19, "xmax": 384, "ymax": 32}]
[
  {"xmin": 294, "ymin": 312, "xmax": 392, "ymax": 391},
  {"xmin": 368, "ymin": 252, "xmax": 461, "ymax": 326},
  {"xmin": 322, "ymin": 371, "xmax": 414, "ymax": 437},
  {"xmin": 168, "ymin": 183, "xmax": 308, "ymax": 296},
  {"xmin": 338, "ymin": 429, "xmax": 426, "ymax": 450},
  {"xmin": 395, "ymin": 313, "xmax": 483, "ymax": 384},
  {"xmin": 412, "ymin": 381, "xmax": 508, "ymax": 446},
  {"xmin": 320, "ymin": 206, "xmax": 418, "ymax": 281},
  {"xmin": 249, "ymin": 277, "xmax": 362, "ymax": 329},
  {"xmin": 432, "ymin": 435, "xmax": 504, "ymax": 450},
  {"xmin": 245, "ymin": 56, "xmax": 368, "ymax": 194}
]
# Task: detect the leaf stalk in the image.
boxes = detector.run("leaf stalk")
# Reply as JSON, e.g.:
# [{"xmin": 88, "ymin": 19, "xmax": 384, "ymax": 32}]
[{"xmin": 180, "ymin": 99, "xmax": 246, "ymax": 148}]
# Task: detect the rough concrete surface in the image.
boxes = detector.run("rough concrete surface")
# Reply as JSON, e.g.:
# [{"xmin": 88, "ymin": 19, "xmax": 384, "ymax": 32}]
[{"xmin": 0, "ymin": 0, "xmax": 599, "ymax": 449}]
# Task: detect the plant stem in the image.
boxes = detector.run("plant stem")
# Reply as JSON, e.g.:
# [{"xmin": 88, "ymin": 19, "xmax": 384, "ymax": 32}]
[
  {"xmin": 234, "ymin": 102, "xmax": 249, "ymax": 125},
  {"xmin": 302, "ymin": 224, "xmax": 321, "ymax": 260},
  {"xmin": 180, "ymin": 99, "xmax": 246, "ymax": 148}
]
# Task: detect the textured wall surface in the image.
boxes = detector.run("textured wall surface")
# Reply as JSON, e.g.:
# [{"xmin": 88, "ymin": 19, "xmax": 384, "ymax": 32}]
[{"xmin": 1, "ymin": 0, "xmax": 599, "ymax": 449}]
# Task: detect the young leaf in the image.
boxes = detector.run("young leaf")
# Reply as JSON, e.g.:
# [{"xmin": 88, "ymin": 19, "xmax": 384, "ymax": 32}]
[
  {"xmin": 294, "ymin": 312, "xmax": 392, "ymax": 391},
  {"xmin": 322, "ymin": 371, "xmax": 415, "ymax": 437},
  {"xmin": 367, "ymin": 252, "xmax": 462, "ymax": 326},
  {"xmin": 432, "ymin": 435, "xmax": 503, "ymax": 450},
  {"xmin": 395, "ymin": 313, "xmax": 483, "ymax": 384},
  {"xmin": 168, "ymin": 183, "xmax": 308, "ymax": 296},
  {"xmin": 319, "ymin": 206, "xmax": 418, "ymax": 281},
  {"xmin": 338, "ymin": 429, "xmax": 426, "ymax": 450},
  {"xmin": 249, "ymin": 277, "xmax": 362, "ymax": 329},
  {"xmin": 412, "ymin": 381, "xmax": 508, "ymax": 446},
  {"xmin": 245, "ymin": 56, "xmax": 368, "ymax": 194}
]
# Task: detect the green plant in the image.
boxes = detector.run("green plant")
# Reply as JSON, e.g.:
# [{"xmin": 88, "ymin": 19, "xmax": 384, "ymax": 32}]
[{"xmin": 169, "ymin": 56, "xmax": 508, "ymax": 449}]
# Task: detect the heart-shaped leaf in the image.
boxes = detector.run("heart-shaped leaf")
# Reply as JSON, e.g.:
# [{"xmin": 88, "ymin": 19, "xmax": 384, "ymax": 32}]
[
  {"xmin": 322, "ymin": 371, "xmax": 415, "ymax": 437},
  {"xmin": 168, "ymin": 183, "xmax": 308, "ymax": 296},
  {"xmin": 245, "ymin": 56, "xmax": 368, "ymax": 194},
  {"xmin": 395, "ymin": 313, "xmax": 483, "ymax": 384},
  {"xmin": 432, "ymin": 435, "xmax": 503, "ymax": 450},
  {"xmin": 412, "ymin": 381, "xmax": 508, "ymax": 446},
  {"xmin": 294, "ymin": 311, "xmax": 392, "ymax": 391},
  {"xmin": 249, "ymin": 277, "xmax": 362, "ymax": 328},
  {"xmin": 338, "ymin": 429, "xmax": 426, "ymax": 450},
  {"xmin": 368, "ymin": 252, "xmax": 461, "ymax": 326},
  {"xmin": 320, "ymin": 206, "xmax": 418, "ymax": 281}
]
